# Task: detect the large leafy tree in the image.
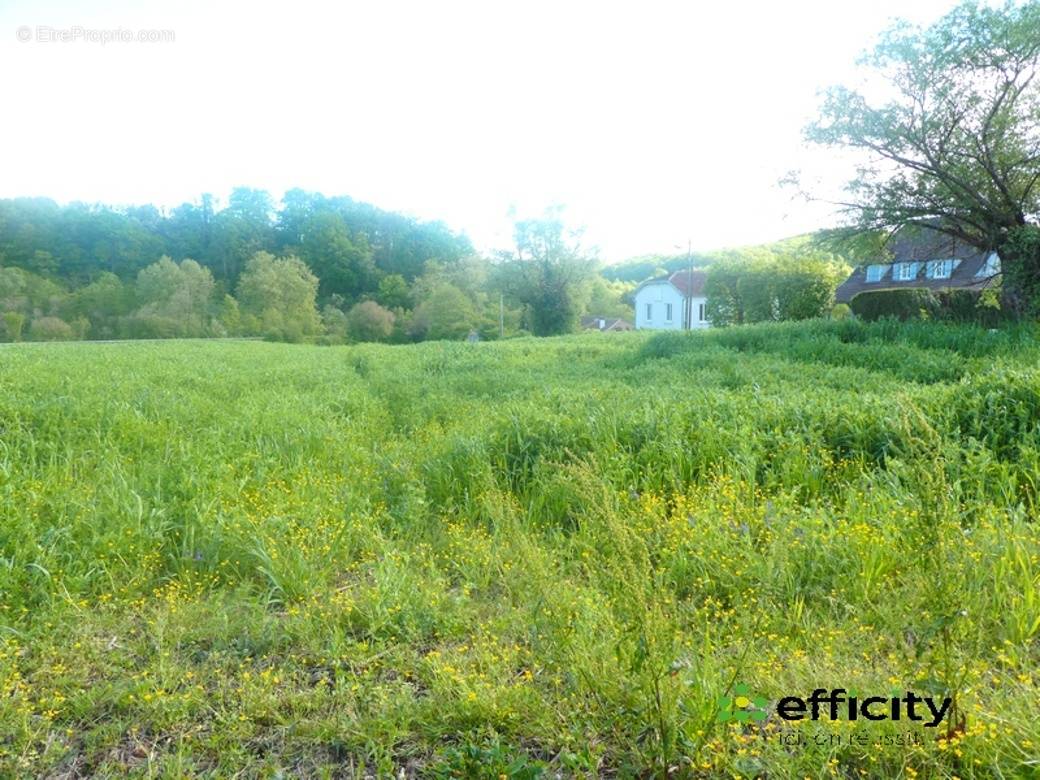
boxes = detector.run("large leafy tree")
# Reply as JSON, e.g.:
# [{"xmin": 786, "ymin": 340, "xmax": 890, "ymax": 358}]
[
  {"xmin": 212, "ymin": 188, "xmax": 276, "ymax": 284},
  {"xmin": 704, "ymin": 247, "xmax": 848, "ymax": 326},
  {"xmin": 130, "ymin": 257, "xmax": 216, "ymax": 336},
  {"xmin": 236, "ymin": 251, "xmax": 322, "ymax": 341},
  {"xmin": 806, "ymin": 1, "xmax": 1040, "ymax": 313},
  {"xmin": 166, "ymin": 195, "xmax": 218, "ymax": 273},
  {"xmin": 410, "ymin": 282, "xmax": 478, "ymax": 340},
  {"xmin": 63, "ymin": 272, "xmax": 132, "ymax": 338},
  {"xmin": 495, "ymin": 209, "xmax": 596, "ymax": 336},
  {"xmin": 299, "ymin": 212, "xmax": 376, "ymax": 300}
]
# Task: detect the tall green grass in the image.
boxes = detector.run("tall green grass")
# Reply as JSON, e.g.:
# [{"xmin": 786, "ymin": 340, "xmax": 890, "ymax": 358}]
[{"xmin": 0, "ymin": 320, "xmax": 1038, "ymax": 777}]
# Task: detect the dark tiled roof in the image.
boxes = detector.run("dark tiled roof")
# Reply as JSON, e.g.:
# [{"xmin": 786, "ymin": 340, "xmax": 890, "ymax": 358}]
[{"xmin": 835, "ymin": 229, "xmax": 999, "ymax": 303}]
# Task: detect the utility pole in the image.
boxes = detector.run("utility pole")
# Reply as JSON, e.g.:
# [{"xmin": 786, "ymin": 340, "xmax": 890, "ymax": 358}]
[
  {"xmin": 675, "ymin": 240, "xmax": 694, "ymax": 329},
  {"xmin": 499, "ymin": 293, "xmax": 505, "ymax": 339},
  {"xmin": 686, "ymin": 239, "xmax": 693, "ymax": 330}
]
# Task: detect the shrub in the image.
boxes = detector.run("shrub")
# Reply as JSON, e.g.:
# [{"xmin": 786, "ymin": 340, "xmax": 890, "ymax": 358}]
[
  {"xmin": 1, "ymin": 311, "xmax": 25, "ymax": 341},
  {"xmin": 28, "ymin": 315, "xmax": 75, "ymax": 341},
  {"xmin": 219, "ymin": 295, "xmax": 241, "ymax": 336},
  {"xmin": 120, "ymin": 313, "xmax": 184, "ymax": 339},
  {"xmin": 830, "ymin": 303, "xmax": 853, "ymax": 320},
  {"xmin": 376, "ymin": 274, "xmax": 412, "ymax": 310},
  {"xmin": 934, "ymin": 289, "xmax": 1007, "ymax": 327},
  {"xmin": 70, "ymin": 316, "xmax": 90, "ymax": 340},
  {"xmin": 347, "ymin": 300, "xmax": 395, "ymax": 342},
  {"xmin": 321, "ymin": 304, "xmax": 350, "ymax": 344},
  {"xmin": 63, "ymin": 272, "xmax": 131, "ymax": 330},
  {"xmin": 410, "ymin": 284, "xmax": 476, "ymax": 341},
  {"xmin": 850, "ymin": 289, "xmax": 940, "ymax": 321}
]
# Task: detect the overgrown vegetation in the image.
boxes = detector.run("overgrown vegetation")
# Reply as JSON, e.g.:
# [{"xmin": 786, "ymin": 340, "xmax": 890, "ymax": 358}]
[{"xmin": 1, "ymin": 320, "xmax": 1038, "ymax": 776}]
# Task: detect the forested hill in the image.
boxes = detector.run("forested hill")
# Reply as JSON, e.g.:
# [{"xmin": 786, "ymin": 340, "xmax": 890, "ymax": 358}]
[
  {"xmin": 0, "ymin": 188, "xmax": 473, "ymax": 297},
  {"xmin": 601, "ymin": 235, "xmax": 818, "ymax": 284},
  {"xmin": 600, "ymin": 253, "xmax": 715, "ymax": 283}
]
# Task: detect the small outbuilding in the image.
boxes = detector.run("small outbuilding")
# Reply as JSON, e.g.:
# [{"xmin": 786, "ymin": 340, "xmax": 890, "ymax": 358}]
[{"xmin": 580, "ymin": 316, "xmax": 634, "ymax": 332}]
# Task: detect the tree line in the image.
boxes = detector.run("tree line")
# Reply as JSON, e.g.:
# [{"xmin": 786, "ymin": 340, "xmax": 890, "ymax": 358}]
[
  {"xmin": 0, "ymin": 189, "xmax": 472, "ymax": 291},
  {"xmin": 0, "ymin": 195, "xmax": 641, "ymax": 343},
  {"xmin": 0, "ymin": 191, "xmax": 861, "ymax": 344}
]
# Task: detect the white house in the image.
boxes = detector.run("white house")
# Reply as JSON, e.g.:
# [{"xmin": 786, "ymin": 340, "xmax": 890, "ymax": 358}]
[{"xmin": 633, "ymin": 270, "xmax": 710, "ymax": 330}]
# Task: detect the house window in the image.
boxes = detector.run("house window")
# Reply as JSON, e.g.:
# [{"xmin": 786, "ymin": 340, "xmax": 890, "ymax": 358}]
[
  {"xmin": 665, "ymin": 303, "xmax": 673, "ymax": 322},
  {"xmin": 645, "ymin": 303, "xmax": 652, "ymax": 321},
  {"xmin": 893, "ymin": 262, "xmax": 917, "ymax": 281},
  {"xmin": 927, "ymin": 259, "xmax": 954, "ymax": 279},
  {"xmin": 865, "ymin": 264, "xmax": 886, "ymax": 282},
  {"xmin": 698, "ymin": 302, "xmax": 706, "ymax": 322}
]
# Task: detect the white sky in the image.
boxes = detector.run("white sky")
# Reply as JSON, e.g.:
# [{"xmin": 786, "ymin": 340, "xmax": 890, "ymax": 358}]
[{"xmin": 0, "ymin": 0, "xmax": 964, "ymax": 262}]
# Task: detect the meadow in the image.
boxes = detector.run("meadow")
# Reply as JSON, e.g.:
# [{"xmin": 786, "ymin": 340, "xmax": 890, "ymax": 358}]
[{"xmin": 1, "ymin": 320, "xmax": 1039, "ymax": 778}]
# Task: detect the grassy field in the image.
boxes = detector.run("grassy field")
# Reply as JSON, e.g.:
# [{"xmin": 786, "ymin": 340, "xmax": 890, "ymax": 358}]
[{"xmin": 1, "ymin": 321, "xmax": 1039, "ymax": 778}]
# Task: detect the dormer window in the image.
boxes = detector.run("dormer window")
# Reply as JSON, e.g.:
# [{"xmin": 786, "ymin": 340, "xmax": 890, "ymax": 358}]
[
  {"xmin": 893, "ymin": 262, "xmax": 918, "ymax": 281},
  {"xmin": 865, "ymin": 264, "xmax": 886, "ymax": 282},
  {"xmin": 977, "ymin": 253, "xmax": 1001, "ymax": 277},
  {"xmin": 926, "ymin": 259, "xmax": 954, "ymax": 279}
]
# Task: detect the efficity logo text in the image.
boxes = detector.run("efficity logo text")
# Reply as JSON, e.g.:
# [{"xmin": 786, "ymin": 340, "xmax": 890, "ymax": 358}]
[{"xmin": 718, "ymin": 684, "xmax": 952, "ymax": 728}]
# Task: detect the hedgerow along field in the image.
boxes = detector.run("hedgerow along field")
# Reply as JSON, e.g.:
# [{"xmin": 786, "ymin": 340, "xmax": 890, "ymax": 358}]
[{"xmin": 1, "ymin": 321, "xmax": 1039, "ymax": 778}]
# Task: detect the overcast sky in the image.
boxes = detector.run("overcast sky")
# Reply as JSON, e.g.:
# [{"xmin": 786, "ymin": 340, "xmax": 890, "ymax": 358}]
[{"xmin": 0, "ymin": 0, "xmax": 966, "ymax": 262}]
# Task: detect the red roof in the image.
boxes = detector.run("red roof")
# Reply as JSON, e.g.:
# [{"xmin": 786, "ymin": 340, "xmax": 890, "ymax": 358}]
[{"xmin": 666, "ymin": 269, "xmax": 707, "ymax": 297}]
